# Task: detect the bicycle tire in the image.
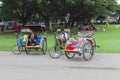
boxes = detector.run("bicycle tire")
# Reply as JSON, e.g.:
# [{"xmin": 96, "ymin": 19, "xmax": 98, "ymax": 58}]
[
  {"xmin": 49, "ymin": 45, "xmax": 61, "ymax": 59},
  {"xmin": 65, "ymin": 52, "xmax": 75, "ymax": 59},
  {"xmin": 11, "ymin": 44, "xmax": 23, "ymax": 55},
  {"xmin": 83, "ymin": 40, "xmax": 94, "ymax": 61}
]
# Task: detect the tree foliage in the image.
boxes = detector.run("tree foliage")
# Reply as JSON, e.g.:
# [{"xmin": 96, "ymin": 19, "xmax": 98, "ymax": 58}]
[
  {"xmin": 0, "ymin": 0, "xmax": 38, "ymax": 25},
  {"xmin": 0, "ymin": 0, "xmax": 119, "ymax": 28}
]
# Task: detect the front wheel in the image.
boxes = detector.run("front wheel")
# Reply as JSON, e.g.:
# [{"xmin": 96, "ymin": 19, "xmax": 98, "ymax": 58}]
[
  {"xmin": 65, "ymin": 52, "xmax": 75, "ymax": 59},
  {"xmin": 49, "ymin": 45, "xmax": 61, "ymax": 59},
  {"xmin": 83, "ymin": 40, "xmax": 94, "ymax": 61},
  {"xmin": 11, "ymin": 44, "xmax": 22, "ymax": 55}
]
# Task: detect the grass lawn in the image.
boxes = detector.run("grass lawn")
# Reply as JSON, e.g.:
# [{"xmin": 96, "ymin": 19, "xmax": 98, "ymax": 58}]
[
  {"xmin": 0, "ymin": 32, "xmax": 16, "ymax": 51},
  {"xmin": 94, "ymin": 24, "xmax": 120, "ymax": 53},
  {"xmin": 0, "ymin": 24, "xmax": 120, "ymax": 53}
]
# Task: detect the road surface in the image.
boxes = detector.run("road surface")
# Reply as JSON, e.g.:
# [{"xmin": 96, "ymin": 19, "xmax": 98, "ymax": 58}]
[{"xmin": 0, "ymin": 52, "xmax": 120, "ymax": 80}]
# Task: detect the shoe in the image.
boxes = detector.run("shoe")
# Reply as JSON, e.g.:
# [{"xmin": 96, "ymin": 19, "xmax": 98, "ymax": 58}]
[{"xmin": 54, "ymin": 53, "xmax": 59, "ymax": 57}]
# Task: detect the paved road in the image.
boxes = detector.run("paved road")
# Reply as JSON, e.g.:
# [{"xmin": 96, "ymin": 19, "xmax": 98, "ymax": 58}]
[{"xmin": 0, "ymin": 52, "xmax": 120, "ymax": 80}]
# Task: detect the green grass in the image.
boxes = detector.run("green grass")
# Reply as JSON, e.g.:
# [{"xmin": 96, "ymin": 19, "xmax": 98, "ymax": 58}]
[
  {"xmin": 0, "ymin": 32, "xmax": 16, "ymax": 51},
  {"xmin": 0, "ymin": 24, "xmax": 120, "ymax": 53},
  {"xmin": 94, "ymin": 24, "xmax": 120, "ymax": 53}
]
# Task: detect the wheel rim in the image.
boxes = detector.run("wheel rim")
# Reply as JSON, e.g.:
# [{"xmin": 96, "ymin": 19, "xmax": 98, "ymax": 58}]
[
  {"xmin": 65, "ymin": 52, "xmax": 75, "ymax": 59},
  {"xmin": 49, "ymin": 46, "xmax": 61, "ymax": 59},
  {"xmin": 83, "ymin": 41, "xmax": 94, "ymax": 61},
  {"xmin": 12, "ymin": 44, "xmax": 22, "ymax": 55}
]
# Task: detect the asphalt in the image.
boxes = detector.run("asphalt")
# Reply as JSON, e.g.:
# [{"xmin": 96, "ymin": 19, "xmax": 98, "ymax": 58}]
[{"xmin": 0, "ymin": 52, "xmax": 120, "ymax": 80}]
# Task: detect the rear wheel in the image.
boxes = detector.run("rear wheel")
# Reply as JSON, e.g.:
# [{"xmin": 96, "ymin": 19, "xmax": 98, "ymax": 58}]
[
  {"xmin": 11, "ymin": 44, "xmax": 22, "ymax": 55},
  {"xmin": 83, "ymin": 40, "xmax": 94, "ymax": 61},
  {"xmin": 25, "ymin": 48, "xmax": 31, "ymax": 55},
  {"xmin": 49, "ymin": 45, "xmax": 61, "ymax": 59},
  {"xmin": 65, "ymin": 52, "xmax": 75, "ymax": 59}
]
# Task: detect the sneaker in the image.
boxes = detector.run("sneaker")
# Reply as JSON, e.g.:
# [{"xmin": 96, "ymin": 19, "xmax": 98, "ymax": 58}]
[{"xmin": 54, "ymin": 53, "xmax": 60, "ymax": 57}]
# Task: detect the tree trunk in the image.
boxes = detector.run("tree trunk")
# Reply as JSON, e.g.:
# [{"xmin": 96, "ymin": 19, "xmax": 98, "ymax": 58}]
[
  {"xmin": 44, "ymin": 16, "xmax": 52, "ymax": 32},
  {"xmin": 22, "ymin": 18, "xmax": 28, "ymax": 27}
]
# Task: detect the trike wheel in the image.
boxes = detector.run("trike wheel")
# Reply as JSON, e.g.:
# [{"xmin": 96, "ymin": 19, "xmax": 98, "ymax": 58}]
[
  {"xmin": 49, "ymin": 45, "xmax": 61, "ymax": 59},
  {"xmin": 11, "ymin": 44, "xmax": 22, "ymax": 55},
  {"xmin": 65, "ymin": 52, "xmax": 75, "ymax": 59},
  {"xmin": 83, "ymin": 40, "xmax": 94, "ymax": 61},
  {"xmin": 25, "ymin": 48, "xmax": 31, "ymax": 55},
  {"xmin": 41, "ymin": 38, "xmax": 47, "ymax": 55}
]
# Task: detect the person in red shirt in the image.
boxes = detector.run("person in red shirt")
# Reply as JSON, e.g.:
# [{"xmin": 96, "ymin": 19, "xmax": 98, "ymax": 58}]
[
  {"xmin": 13, "ymin": 22, "xmax": 17, "ymax": 30},
  {"xmin": 14, "ymin": 22, "xmax": 22, "ymax": 33}
]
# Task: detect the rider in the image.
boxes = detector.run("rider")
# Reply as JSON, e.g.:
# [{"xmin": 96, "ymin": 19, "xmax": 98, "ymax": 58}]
[
  {"xmin": 58, "ymin": 28, "xmax": 68, "ymax": 48},
  {"xmin": 28, "ymin": 29, "xmax": 38, "ymax": 46}
]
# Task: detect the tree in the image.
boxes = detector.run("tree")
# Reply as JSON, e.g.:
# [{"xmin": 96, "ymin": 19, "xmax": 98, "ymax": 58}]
[
  {"xmin": 0, "ymin": 0, "xmax": 38, "ymax": 26},
  {"xmin": 65, "ymin": 0, "xmax": 118, "ymax": 25},
  {"xmin": 0, "ymin": 0, "xmax": 119, "ymax": 29},
  {"xmin": 37, "ymin": 0, "xmax": 67, "ymax": 30}
]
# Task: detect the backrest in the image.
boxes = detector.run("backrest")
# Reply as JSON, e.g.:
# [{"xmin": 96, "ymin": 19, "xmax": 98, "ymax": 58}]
[
  {"xmin": 37, "ymin": 36, "xmax": 42, "ymax": 43},
  {"xmin": 77, "ymin": 38, "xmax": 83, "ymax": 44},
  {"xmin": 19, "ymin": 36, "xmax": 23, "ymax": 40},
  {"xmin": 57, "ymin": 29, "xmax": 70, "ymax": 36}
]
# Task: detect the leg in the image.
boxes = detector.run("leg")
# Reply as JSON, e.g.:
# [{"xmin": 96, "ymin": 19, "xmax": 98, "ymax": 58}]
[
  {"xmin": 60, "ymin": 38, "xmax": 66, "ymax": 48},
  {"xmin": 28, "ymin": 39, "xmax": 34, "ymax": 45}
]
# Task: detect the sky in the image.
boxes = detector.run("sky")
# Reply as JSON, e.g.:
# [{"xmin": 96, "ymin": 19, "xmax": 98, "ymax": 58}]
[
  {"xmin": 117, "ymin": 0, "xmax": 120, "ymax": 4},
  {"xmin": 0, "ymin": 1, "xmax": 2, "ymax": 4}
]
